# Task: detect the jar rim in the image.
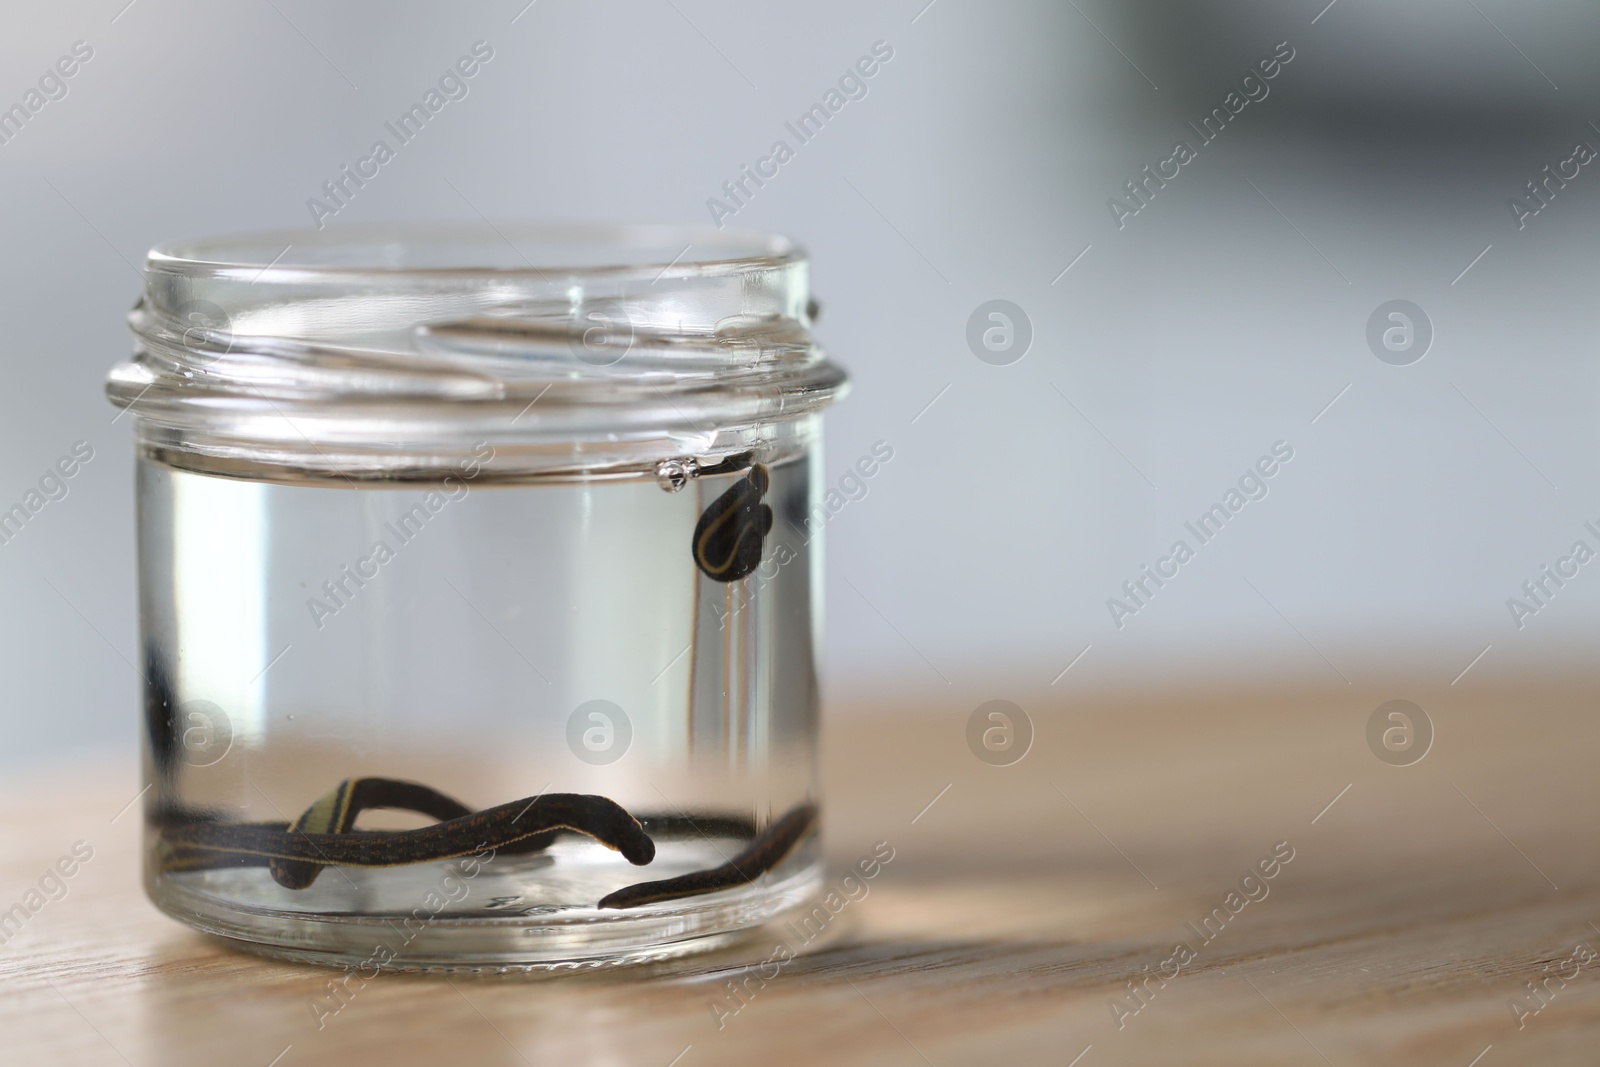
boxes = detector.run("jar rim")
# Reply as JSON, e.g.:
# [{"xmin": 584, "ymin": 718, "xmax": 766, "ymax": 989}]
[
  {"xmin": 108, "ymin": 222, "xmax": 847, "ymax": 482},
  {"xmin": 146, "ymin": 221, "xmax": 805, "ymax": 284}
]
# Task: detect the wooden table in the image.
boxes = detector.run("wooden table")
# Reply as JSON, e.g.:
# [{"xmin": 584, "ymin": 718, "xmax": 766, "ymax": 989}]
[{"xmin": 4, "ymin": 680, "xmax": 1598, "ymax": 1066}]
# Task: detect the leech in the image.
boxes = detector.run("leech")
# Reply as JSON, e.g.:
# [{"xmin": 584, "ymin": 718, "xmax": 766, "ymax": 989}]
[
  {"xmin": 597, "ymin": 801, "xmax": 817, "ymax": 909},
  {"xmin": 160, "ymin": 807, "xmax": 760, "ymax": 879},
  {"xmin": 158, "ymin": 778, "xmax": 567, "ymax": 880},
  {"xmin": 692, "ymin": 462, "xmax": 773, "ymax": 582},
  {"xmin": 158, "ymin": 777, "xmax": 812, "ymax": 910},
  {"xmin": 265, "ymin": 777, "xmax": 568, "ymax": 889},
  {"xmin": 161, "ymin": 785, "xmax": 654, "ymax": 888},
  {"xmin": 267, "ymin": 777, "xmax": 473, "ymax": 888}
]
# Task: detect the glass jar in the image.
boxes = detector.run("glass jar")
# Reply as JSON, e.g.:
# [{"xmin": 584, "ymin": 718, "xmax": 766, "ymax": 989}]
[{"xmin": 105, "ymin": 223, "xmax": 847, "ymax": 970}]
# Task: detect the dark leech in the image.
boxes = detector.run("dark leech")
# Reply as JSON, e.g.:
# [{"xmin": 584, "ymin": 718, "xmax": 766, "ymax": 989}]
[
  {"xmin": 692, "ymin": 463, "xmax": 773, "ymax": 582},
  {"xmin": 598, "ymin": 801, "xmax": 817, "ymax": 909},
  {"xmin": 157, "ymin": 778, "xmax": 816, "ymax": 910},
  {"xmin": 161, "ymin": 787, "xmax": 655, "ymax": 887},
  {"xmin": 269, "ymin": 777, "xmax": 480, "ymax": 888}
]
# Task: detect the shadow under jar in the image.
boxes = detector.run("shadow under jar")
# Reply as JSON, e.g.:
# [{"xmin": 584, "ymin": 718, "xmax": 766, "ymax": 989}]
[{"xmin": 105, "ymin": 223, "xmax": 848, "ymax": 971}]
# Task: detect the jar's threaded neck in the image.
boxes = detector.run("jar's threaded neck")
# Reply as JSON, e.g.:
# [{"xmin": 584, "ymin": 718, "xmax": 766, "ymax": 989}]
[{"xmin": 106, "ymin": 223, "xmax": 848, "ymax": 481}]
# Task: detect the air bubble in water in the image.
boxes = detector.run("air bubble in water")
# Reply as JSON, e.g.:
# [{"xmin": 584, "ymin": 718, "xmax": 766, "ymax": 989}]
[{"xmin": 655, "ymin": 458, "xmax": 698, "ymax": 492}]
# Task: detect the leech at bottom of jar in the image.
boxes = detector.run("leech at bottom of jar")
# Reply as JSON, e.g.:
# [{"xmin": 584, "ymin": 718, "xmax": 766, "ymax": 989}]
[{"xmin": 155, "ymin": 773, "xmax": 817, "ymax": 910}]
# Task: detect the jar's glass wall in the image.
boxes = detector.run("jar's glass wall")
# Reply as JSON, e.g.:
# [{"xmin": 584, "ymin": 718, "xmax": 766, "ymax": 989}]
[{"xmin": 137, "ymin": 419, "xmax": 824, "ymax": 968}]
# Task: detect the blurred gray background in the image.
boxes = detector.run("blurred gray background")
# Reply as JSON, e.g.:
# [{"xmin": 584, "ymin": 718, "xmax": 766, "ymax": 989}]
[{"xmin": 4, "ymin": 0, "xmax": 1599, "ymax": 769}]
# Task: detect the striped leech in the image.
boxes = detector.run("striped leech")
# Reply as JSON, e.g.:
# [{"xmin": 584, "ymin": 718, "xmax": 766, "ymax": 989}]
[
  {"xmin": 154, "ymin": 453, "xmax": 810, "ymax": 908},
  {"xmin": 691, "ymin": 458, "xmax": 773, "ymax": 583}
]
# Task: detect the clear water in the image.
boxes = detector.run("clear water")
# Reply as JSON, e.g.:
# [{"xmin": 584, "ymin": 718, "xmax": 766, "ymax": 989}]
[{"xmin": 136, "ymin": 450, "xmax": 822, "ymax": 969}]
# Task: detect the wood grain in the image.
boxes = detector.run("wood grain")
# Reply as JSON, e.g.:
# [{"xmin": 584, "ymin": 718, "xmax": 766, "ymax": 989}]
[{"xmin": 3, "ymin": 679, "xmax": 1598, "ymax": 1066}]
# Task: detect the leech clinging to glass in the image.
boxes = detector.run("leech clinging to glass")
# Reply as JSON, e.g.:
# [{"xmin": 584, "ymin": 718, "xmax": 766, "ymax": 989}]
[{"xmin": 692, "ymin": 462, "xmax": 773, "ymax": 582}]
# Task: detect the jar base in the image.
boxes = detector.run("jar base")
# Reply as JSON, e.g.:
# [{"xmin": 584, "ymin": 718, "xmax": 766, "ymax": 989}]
[{"xmin": 149, "ymin": 862, "xmax": 824, "ymax": 973}]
